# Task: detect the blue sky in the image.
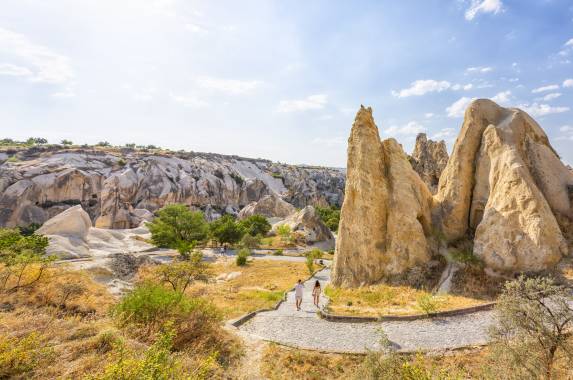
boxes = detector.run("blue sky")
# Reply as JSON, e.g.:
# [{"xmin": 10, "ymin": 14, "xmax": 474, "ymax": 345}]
[{"xmin": 0, "ymin": 0, "xmax": 572, "ymax": 167}]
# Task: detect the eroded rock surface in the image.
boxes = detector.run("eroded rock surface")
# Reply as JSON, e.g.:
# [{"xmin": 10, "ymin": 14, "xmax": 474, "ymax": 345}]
[
  {"xmin": 331, "ymin": 106, "xmax": 435, "ymax": 287},
  {"xmin": 409, "ymin": 133, "xmax": 449, "ymax": 193},
  {"xmin": 238, "ymin": 194, "xmax": 296, "ymax": 220},
  {"xmin": 0, "ymin": 148, "xmax": 345, "ymax": 229},
  {"xmin": 272, "ymin": 206, "xmax": 334, "ymax": 247}
]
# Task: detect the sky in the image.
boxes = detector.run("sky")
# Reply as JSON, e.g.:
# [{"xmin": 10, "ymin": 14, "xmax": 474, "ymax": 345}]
[{"xmin": 0, "ymin": 0, "xmax": 572, "ymax": 167}]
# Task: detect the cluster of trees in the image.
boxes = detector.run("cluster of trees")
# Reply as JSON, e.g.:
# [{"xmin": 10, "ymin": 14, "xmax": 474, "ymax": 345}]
[
  {"xmin": 146, "ymin": 204, "xmax": 271, "ymax": 258},
  {"xmin": 315, "ymin": 205, "xmax": 341, "ymax": 232}
]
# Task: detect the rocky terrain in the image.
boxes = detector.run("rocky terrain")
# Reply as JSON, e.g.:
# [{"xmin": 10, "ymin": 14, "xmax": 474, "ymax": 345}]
[
  {"xmin": 409, "ymin": 133, "xmax": 449, "ymax": 194},
  {"xmin": 0, "ymin": 147, "xmax": 345, "ymax": 229},
  {"xmin": 333, "ymin": 100, "xmax": 573, "ymax": 285}
]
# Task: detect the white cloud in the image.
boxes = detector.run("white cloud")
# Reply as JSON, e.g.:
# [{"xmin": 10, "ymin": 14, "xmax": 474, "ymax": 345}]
[
  {"xmin": 531, "ymin": 84, "xmax": 560, "ymax": 93},
  {"xmin": 384, "ymin": 121, "xmax": 426, "ymax": 136},
  {"xmin": 491, "ymin": 90, "xmax": 512, "ymax": 104},
  {"xmin": 560, "ymin": 125, "xmax": 573, "ymax": 133},
  {"xmin": 170, "ymin": 93, "xmax": 209, "ymax": 108},
  {"xmin": 466, "ymin": 66, "xmax": 493, "ymax": 74},
  {"xmin": 566, "ymin": 39, "xmax": 573, "ymax": 48},
  {"xmin": 451, "ymin": 83, "xmax": 473, "ymax": 90},
  {"xmin": 519, "ymin": 103, "xmax": 569, "ymax": 117},
  {"xmin": 0, "ymin": 27, "xmax": 73, "ymax": 85},
  {"xmin": 277, "ymin": 94, "xmax": 328, "ymax": 112},
  {"xmin": 0, "ymin": 63, "xmax": 33, "ymax": 77},
  {"xmin": 563, "ymin": 79, "xmax": 573, "ymax": 88},
  {"xmin": 446, "ymin": 97, "xmax": 475, "ymax": 118},
  {"xmin": 536, "ymin": 93, "xmax": 562, "ymax": 102},
  {"xmin": 432, "ymin": 128, "xmax": 456, "ymax": 140},
  {"xmin": 392, "ymin": 79, "xmax": 451, "ymax": 98},
  {"xmin": 196, "ymin": 76, "xmax": 262, "ymax": 95},
  {"xmin": 558, "ymin": 125, "xmax": 573, "ymax": 141},
  {"xmin": 424, "ymin": 113, "xmax": 434, "ymax": 119},
  {"xmin": 465, "ymin": 0, "xmax": 504, "ymax": 21}
]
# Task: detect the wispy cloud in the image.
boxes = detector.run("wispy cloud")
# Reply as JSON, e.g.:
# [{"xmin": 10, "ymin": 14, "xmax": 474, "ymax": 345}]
[
  {"xmin": 446, "ymin": 97, "xmax": 475, "ymax": 118},
  {"xmin": 170, "ymin": 93, "xmax": 209, "ymax": 108},
  {"xmin": 557, "ymin": 125, "xmax": 573, "ymax": 141},
  {"xmin": 465, "ymin": 0, "xmax": 504, "ymax": 21},
  {"xmin": 0, "ymin": 27, "xmax": 73, "ymax": 85},
  {"xmin": 277, "ymin": 94, "xmax": 328, "ymax": 112},
  {"xmin": 432, "ymin": 128, "xmax": 456, "ymax": 140},
  {"xmin": 466, "ymin": 66, "xmax": 493, "ymax": 74},
  {"xmin": 196, "ymin": 76, "xmax": 262, "ymax": 95},
  {"xmin": 392, "ymin": 80, "xmax": 450, "ymax": 97},
  {"xmin": 491, "ymin": 90, "xmax": 512, "ymax": 105},
  {"xmin": 384, "ymin": 121, "xmax": 426, "ymax": 136},
  {"xmin": 536, "ymin": 92, "xmax": 562, "ymax": 102},
  {"xmin": 564, "ymin": 79, "xmax": 573, "ymax": 88},
  {"xmin": 531, "ymin": 84, "xmax": 560, "ymax": 93},
  {"xmin": 519, "ymin": 103, "xmax": 569, "ymax": 117}
]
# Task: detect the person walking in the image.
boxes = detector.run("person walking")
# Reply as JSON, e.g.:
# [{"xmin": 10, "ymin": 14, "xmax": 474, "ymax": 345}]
[
  {"xmin": 312, "ymin": 280, "xmax": 321, "ymax": 307},
  {"xmin": 294, "ymin": 279, "xmax": 304, "ymax": 311}
]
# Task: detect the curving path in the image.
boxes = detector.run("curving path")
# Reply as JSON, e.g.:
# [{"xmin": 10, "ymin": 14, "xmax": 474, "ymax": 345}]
[{"xmin": 238, "ymin": 268, "xmax": 496, "ymax": 353}]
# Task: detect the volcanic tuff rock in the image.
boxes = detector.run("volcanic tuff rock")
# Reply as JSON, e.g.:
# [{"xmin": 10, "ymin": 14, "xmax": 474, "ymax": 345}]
[
  {"xmin": 333, "ymin": 100, "xmax": 573, "ymax": 286},
  {"xmin": 0, "ymin": 148, "xmax": 345, "ymax": 229},
  {"xmin": 272, "ymin": 206, "xmax": 335, "ymax": 247},
  {"xmin": 331, "ymin": 106, "xmax": 435, "ymax": 287},
  {"xmin": 237, "ymin": 194, "xmax": 296, "ymax": 220},
  {"xmin": 409, "ymin": 133, "xmax": 449, "ymax": 193},
  {"xmin": 435, "ymin": 99, "xmax": 571, "ymax": 274}
]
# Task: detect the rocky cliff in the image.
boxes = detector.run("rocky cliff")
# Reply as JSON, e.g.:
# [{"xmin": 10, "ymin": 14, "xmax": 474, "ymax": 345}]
[
  {"xmin": 333, "ymin": 100, "xmax": 573, "ymax": 285},
  {"xmin": 0, "ymin": 147, "xmax": 345, "ymax": 229}
]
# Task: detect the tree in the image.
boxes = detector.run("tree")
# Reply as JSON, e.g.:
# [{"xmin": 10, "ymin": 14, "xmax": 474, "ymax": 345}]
[
  {"xmin": 60, "ymin": 139, "xmax": 73, "ymax": 146},
  {"xmin": 488, "ymin": 276, "xmax": 573, "ymax": 380},
  {"xmin": 316, "ymin": 205, "xmax": 341, "ymax": 232},
  {"xmin": 239, "ymin": 234, "xmax": 261, "ymax": 249},
  {"xmin": 236, "ymin": 248, "xmax": 250, "ymax": 266},
  {"xmin": 124, "ymin": 143, "xmax": 136, "ymax": 149},
  {"xmin": 238, "ymin": 214, "xmax": 271, "ymax": 237},
  {"xmin": 209, "ymin": 215, "xmax": 245, "ymax": 247},
  {"xmin": 157, "ymin": 252, "xmax": 209, "ymax": 293},
  {"xmin": 146, "ymin": 204, "xmax": 208, "ymax": 259},
  {"xmin": 25, "ymin": 137, "xmax": 48, "ymax": 145},
  {"xmin": 96, "ymin": 141, "xmax": 111, "ymax": 147}
]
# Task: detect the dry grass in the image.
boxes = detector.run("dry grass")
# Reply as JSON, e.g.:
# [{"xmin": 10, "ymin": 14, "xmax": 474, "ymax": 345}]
[
  {"xmin": 188, "ymin": 259, "xmax": 312, "ymax": 319},
  {"xmin": 324, "ymin": 283, "xmax": 486, "ymax": 317}
]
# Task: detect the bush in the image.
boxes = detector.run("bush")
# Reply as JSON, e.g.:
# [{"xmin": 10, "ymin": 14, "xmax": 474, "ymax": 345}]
[
  {"xmin": 0, "ymin": 332, "xmax": 53, "ymax": 378},
  {"xmin": 416, "ymin": 294, "xmax": 439, "ymax": 315},
  {"xmin": 236, "ymin": 249, "xmax": 250, "ymax": 266},
  {"xmin": 275, "ymin": 224, "xmax": 291, "ymax": 238},
  {"xmin": 272, "ymin": 249, "xmax": 284, "ymax": 256},
  {"xmin": 315, "ymin": 205, "xmax": 341, "ymax": 232},
  {"xmin": 238, "ymin": 215, "xmax": 271, "ymax": 237},
  {"xmin": 117, "ymin": 158, "xmax": 126, "ymax": 167},
  {"xmin": 60, "ymin": 139, "xmax": 73, "ymax": 145},
  {"xmin": 157, "ymin": 253, "xmax": 210, "ymax": 293},
  {"xmin": 239, "ymin": 234, "xmax": 261, "ymax": 249}
]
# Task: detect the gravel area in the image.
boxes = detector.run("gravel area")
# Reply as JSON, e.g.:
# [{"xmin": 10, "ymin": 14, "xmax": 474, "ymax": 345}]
[{"xmin": 238, "ymin": 268, "xmax": 496, "ymax": 353}]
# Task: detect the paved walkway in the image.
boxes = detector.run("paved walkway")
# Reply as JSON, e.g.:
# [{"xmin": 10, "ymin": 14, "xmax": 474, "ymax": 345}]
[{"xmin": 238, "ymin": 268, "xmax": 495, "ymax": 353}]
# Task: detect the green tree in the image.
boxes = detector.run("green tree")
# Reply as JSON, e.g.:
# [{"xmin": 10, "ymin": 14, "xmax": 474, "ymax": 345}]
[
  {"xmin": 488, "ymin": 276, "xmax": 573, "ymax": 380},
  {"xmin": 238, "ymin": 215, "xmax": 271, "ymax": 237},
  {"xmin": 157, "ymin": 252, "xmax": 209, "ymax": 293},
  {"xmin": 60, "ymin": 139, "xmax": 73, "ymax": 145},
  {"xmin": 236, "ymin": 248, "xmax": 250, "ymax": 266},
  {"xmin": 239, "ymin": 234, "xmax": 261, "ymax": 249},
  {"xmin": 146, "ymin": 204, "xmax": 208, "ymax": 259},
  {"xmin": 96, "ymin": 141, "xmax": 111, "ymax": 147},
  {"xmin": 209, "ymin": 215, "xmax": 245, "ymax": 247},
  {"xmin": 316, "ymin": 205, "xmax": 341, "ymax": 232}
]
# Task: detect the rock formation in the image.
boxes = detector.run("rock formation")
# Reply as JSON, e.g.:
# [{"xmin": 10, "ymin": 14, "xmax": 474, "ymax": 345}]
[
  {"xmin": 37, "ymin": 205, "xmax": 153, "ymax": 259},
  {"xmin": 0, "ymin": 148, "xmax": 345, "ymax": 229},
  {"xmin": 333, "ymin": 100, "xmax": 573, "ymax": 286},
  {"xmin": 272, "ymin": 206, "xmax": 335, "ymax": 247},
  {"xmin": 409, "ymin": 133, "xmax": 449, "ymax": 193},
  {"xmin": 237, "ymin": 194, "xmax": 296, "ymax": 220},
  {"xmin": 331, "ymin": 106, "xmax": 435, "ymax": 287},
  {"xmin": 434, "ymin": 99, "xmax": 571, "ymax": 274}
]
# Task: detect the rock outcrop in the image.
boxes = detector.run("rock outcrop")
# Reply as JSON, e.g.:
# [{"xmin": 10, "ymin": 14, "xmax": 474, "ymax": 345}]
[
  {"xmin": 333, "ymin": 100, "xmax": 573, "ymax": 286},
  {"xmin": 409, "ymin": 133, "xmax": 449, "ymax": 193},
  {"xmin": 238, "ymin": 194, "xmax": 296, "ymax": 220},
  {"xmin": 272, "ymin": 206, "xmax": 335, "ymax": 247},
  {"xmin": 434, "ymin": 99, "xmax": 571, "ymax": 274},
  {"xmin": 38, "ymin": 205, "xmax": 153, "ymax": 259},
  {"xmin": 0, "ymin": 148, "xmax": 345, "ymax": 229},
  {"xmin": 331, "ymin": 106, "xmax": 435, "ymax": 287}
]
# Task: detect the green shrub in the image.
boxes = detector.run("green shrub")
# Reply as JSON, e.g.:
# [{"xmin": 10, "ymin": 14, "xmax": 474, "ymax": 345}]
[
  {"xmin": 272, "ymin": 249, "xmax": 283, "ymax": 256},
  {"xmin": 238, "ymin": 215, "xmax": 271, "ymax": 237},
  {"xmin": 305, "ymin": 255, "xmax": 315, "ymax": 274},
  {"xmin": 416, "ymin": 294, "xmax": 439, "ymax": 315},
  {"xmin": 112, "ymin": 283, "xmax": 219, "ymax": 332},
  {"xmin": 236, "ymin": 248, "xmax": 250, "ymax": 266},
  {"xmin": 239, "ymin": 234, "xmax": 261, "ymax": 249},
  {"xmin": 315, "ymin": 205, "xmax": 341, "ymax": 232},
  {"xmin": 275, "ymin": 224, "xmax": 291, "ymax": 238},
  {"xmin": 0, "ymin": 332, "xmax": 53, "ymax": 379},
  {"xmin": 157, "ymin": 253, "xmax": 210, "ymax": 293},
  {"xmin": 209, "ymin": 215, "xmax": 245, "ymax": 247},
  {"xmin": 117, "ymin": 158, "xmax": 126, "ymax": 167}
]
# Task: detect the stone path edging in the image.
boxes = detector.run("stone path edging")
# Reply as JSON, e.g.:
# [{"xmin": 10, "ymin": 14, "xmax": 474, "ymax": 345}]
[{"xmin": 318, "ymin": 302, "xmax": 496, "ymax": 323}]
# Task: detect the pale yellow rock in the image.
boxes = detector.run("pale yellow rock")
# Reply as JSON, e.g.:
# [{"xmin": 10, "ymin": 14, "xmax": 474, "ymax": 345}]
[
  {"xmin": 237, "ymin": 194, "xmax": 296, "ymax": 219},
  {"xmin": 332, "ymin": 106, "xmax": 434, "ymax": 287}
]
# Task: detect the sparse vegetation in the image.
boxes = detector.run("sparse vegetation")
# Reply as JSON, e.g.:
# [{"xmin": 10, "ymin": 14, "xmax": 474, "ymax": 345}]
[
  {"xmin": 60, "ymin": 139, "xmax": 73, "ymax": 145},
  {"xmin": 315, "ymin": 205, "xmax": 341, "ymax": 232},
  {"xmin": 416, "ymin": 293, "xmax": 440, "ymax": 315},
  {"xmin": 236, "ymin": 248, "xmax": 250, "ymax": 266}
]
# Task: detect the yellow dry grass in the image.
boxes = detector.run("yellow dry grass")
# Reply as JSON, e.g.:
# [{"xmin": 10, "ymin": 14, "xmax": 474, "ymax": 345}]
[
  {"xmin": 186, "ymin": 259, "xmax": 313, "ymax": 319},
  {"xmin": 324, "ymin": 283, "xmax": 486, "ymax": 317}
]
